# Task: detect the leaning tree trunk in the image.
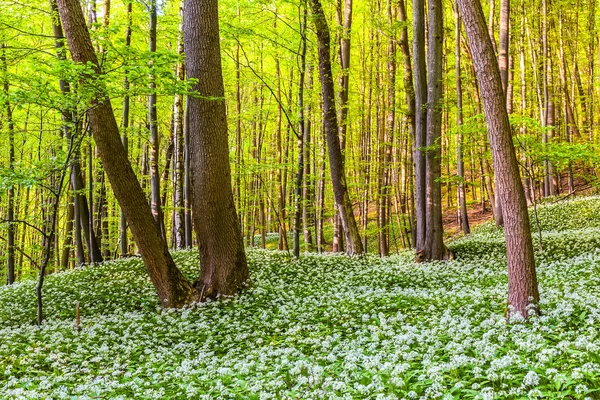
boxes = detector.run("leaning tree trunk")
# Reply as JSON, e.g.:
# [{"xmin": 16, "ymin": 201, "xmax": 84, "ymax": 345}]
[
  {"xmin": 457, "ymin": 0, "xmax": 540, "ymax": 319},
  {"xmin": 423, "ymin": 0, "xmax": 445, "ymax": 261},
  {"xmin": 309, "ymin": 0, "xmax": 363, "ymax": 255},
  {"xmin": 57, "ymin": 0, "xmax": 196, "ymax": 308},
  {"xmin": 184, "ymin": 0, "xmax": 249, "ymax": 296}
]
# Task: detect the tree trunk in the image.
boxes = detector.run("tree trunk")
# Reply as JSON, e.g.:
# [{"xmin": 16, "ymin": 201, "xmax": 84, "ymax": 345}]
[
  {"xmin": 423, "ymin": 0, "xmax": 445, "ymax": 261},
  {"xmin": 309, "ymin": 0, "xmax": 363, "ymax": 255},
  {"xmin": 412, "ymin": 0, "xmax": 427, "ymax": 252},
  {"xmin": 120, "ymin": 0, "xmax": 132, "ymax": 257},
  {"xmin": 57, "ymin": 0, "xmax": 197, "ymax": 307},
  {"xmin": 457, "ymin": 0, "xmax": 540, "ymax": 319},
  {"xmin": 148, "ymin": 0, "xmax": 166, "ymax": 239},
  {"xmin": 1, "ymin": 45, "xmax": 15, "ymax": 284},
  {"xmin": 184, "ymin": 0, "xmax": 249, "ymax": 296},
  {"xmin": 455, "ymin": 9, "xmax": 470, "ymax": 235}
]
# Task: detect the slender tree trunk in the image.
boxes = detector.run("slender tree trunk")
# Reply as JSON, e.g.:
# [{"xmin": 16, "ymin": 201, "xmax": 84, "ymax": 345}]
[
  {"xmin": 57, "ymin": 0, "xmax": 197, "ymax": 307},
  {"xmin": 184, "ymin": 0, "xmax": 249, "ymax": 296},
  {"xmin": 412, "ymin": 0, "xmax": 427, "ymax": 252},
  {"xmin": 309, "ymin": 0, "xmax": 363, "ymax": 255},
  {"xmin": 457, "ymin": 0, "xmax": 540, "ymax": 319},
  {"xmin": 120, "ymin": 0, "xmax": 132, "ymax": 256},
  {"xmin": 303, "ymin": 64, "xmax": 314, "ymax": 250},
  {"xmin": 293, "ymin": 7, "xmax": 308, "ymax": 258},
  {"xmin": 398, "ymin": 0, "xmax": 416, "ymax": 247},
  {"xmin": 173, "ymin": 2, "xmax": 186, "ymax": 249},
  {"xmin": 455, "ymin": 9, "xmax": 470, "ymax": 235},
  {"xmin": 148, "ymin": 0, "xmax": 166, "ymax": 240},
  {"xmin": 1, "ymin": 45, "xmax": 15, "ymax": 284},
  {"xmin": 423, "ymin": 0, "xmax": 445, "ymax": 261}
]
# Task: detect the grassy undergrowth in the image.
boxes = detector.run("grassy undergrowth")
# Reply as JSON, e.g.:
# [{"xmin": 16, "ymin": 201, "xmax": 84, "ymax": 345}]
[{"xmin": 1, "ymin": 197, "xmax": 600, "ymax": 399}]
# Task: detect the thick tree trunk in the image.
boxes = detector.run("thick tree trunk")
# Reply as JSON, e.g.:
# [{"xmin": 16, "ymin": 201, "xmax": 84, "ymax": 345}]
[
  {"xmin": 57, "ymin": 0, "xmax": 196, "ymax": 307},
  {"xmin": 457, "ymin": 0, "xmax": 540, "ymax": 319},
  {"xmin": 184, "ymin": 0, "xmax": 249, "ymax": 296},
  {"xmin": 310, "ymin": 0, "xmax": 363, "ymax": 255}
]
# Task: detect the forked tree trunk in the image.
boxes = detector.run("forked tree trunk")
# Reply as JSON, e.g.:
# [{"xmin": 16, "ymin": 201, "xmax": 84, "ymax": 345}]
[
  {"xmin": 57, "ymin": 0, "xmax": 197, "ymax": 307},
  {"xmin": 309, "ymin": 0, "xmax": 363, "ymax": 255},
  {"xmin": 457, "ymin": 0, "xmax": 540, "ymax": 319},
  {"xmin": 184, "ymin": 0, "xmax": 249, "ymax": 296}
]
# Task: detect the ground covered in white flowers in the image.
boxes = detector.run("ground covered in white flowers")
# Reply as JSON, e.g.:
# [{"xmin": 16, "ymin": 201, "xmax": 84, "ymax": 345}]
[{"xmin": 2, "ymin": 197, "xmax": 600, "ymax": 399}]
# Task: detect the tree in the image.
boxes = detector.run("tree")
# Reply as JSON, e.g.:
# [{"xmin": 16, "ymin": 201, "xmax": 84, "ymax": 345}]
[
  {"xmin": 309, "ymin": 0, "xmax": 363, "ymax": 255},
  {"xmin": 1, "ymin": 45, "xmax": 15, "ymax": 284},
  {"xmin": 422, "ymin": 0, "xmax": 445, "ymax": 260},
  {"xmin": 455, "ymin": 8, "xmax": 470, "ymax": 235},
  {"xmin": 457, "ymin": 0, "xmax": 540, "ymax": 319},
  {"xmin": 56, "ymin": 0, "xmax": 197, "ymax": 307},
  {"xmin": 184, "ymin": 0, "xmax": 249, "ymax": 295},
  {"xmin": 412, "ymin": 0, "xmax": 427, "ymax": 252}
]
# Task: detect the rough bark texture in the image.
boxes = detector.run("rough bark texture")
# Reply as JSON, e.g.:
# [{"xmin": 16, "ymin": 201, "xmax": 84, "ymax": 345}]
[
  {"xmin": 423, "ymin": 0, "xmax": 445, "ymax": 260},
  {"xmin": 412, "ymin": 0, "xmax": 427, "ymax": 251},
  {"xmin": 57, "ymin": 0, "xmax": 196, "ymax": 307},
  {"xmin": 457, "ymin": 0, "xmax": 540, "ymax": 318},
  {"xmin": 184, "ymin": 0, "xmax": 249, "ymax": 296},
  {"xmin": 309, "ymin": 0, "xmax": 363, "ymax": 255}
]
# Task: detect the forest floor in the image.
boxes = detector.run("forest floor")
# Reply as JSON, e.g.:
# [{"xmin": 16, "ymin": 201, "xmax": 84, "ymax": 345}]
[{"xmin": 2, "ymin": 197, "xmax": 600, "ymax": 398}]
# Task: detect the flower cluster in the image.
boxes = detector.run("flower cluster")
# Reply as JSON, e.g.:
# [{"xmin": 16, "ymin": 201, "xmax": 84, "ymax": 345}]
[{"xmin": 1, "ymin": 197, "xmax": 600, "ymax": 398}]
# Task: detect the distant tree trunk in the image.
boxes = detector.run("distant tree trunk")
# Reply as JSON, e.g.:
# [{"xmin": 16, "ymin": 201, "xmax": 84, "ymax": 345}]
[
  {"xmin": 57, "ymin": 0, "xmax": 197, "ymax": 307},
  {"xmin": 303, "ymin": 64, "xmax": 314, "ymax": 250},
  {"xmin": 493, "ymin": 0, "xmax": 509, "ymax": 227},
  {"xmin": 1, "ymin": 45, "xmax": 15, "ymax": 284},
  {"xmin": 184, "ymin": 0, "xmax": 249, "ymax": 296},
  {"xmin": 457, "ymin": 0, "xmax": 540, "ymax": 319},
  {"xmin": 183, "ymin": 96, "xmax": 193, "ymax": 248},
  {"xmin": 120, "ymin": 0, "xmax": 132, "ymax": 256},
  {"xmin": 423, "ymin": 0, "xmax": 445, "ymax": 261},
  {"xmin": 412, "ymin": 0, "xmax": 427, "ymax": 252},
  {"xmin": 148, "ymin": 0, "xmax": 166, "ymax": 239},
  {"xmin": 293, "ymin": 7, "xmax": 308, "ymax": 258},
  {"xmin": 309, "ymin": 0, "xmax": 363, "ymax": 255},
  {"xmin": 173, "ymin": 2, "xmax": 186, "ymax": 249},
  {"xmin": 455, "ymin": 9, "xmax": 470, "ymax": 235},
  {"xmin": 379, "ymin": 0, "xmax": 397, "ymax": 257},
  {"xmin": 398, "ymin": 0, "xmax": 416, "ymax": 247}
]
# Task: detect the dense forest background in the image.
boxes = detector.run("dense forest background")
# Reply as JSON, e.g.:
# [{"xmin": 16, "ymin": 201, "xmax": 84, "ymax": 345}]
[{"xmin": 1, "ymin": 0, "xmax": 599, "ymax": 281}]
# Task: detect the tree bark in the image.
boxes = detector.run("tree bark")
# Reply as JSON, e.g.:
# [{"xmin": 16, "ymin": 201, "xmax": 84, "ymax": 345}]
[
  {"xmin": 184, "ymin": 0, "xmax": 249, "ymax": 295},
  {"xmin": 412, "ymin": 0, "xmax": 427, "ymax": 252},
  {"xmin": 309, "ymin": 0, "xmax": 363, "ymax": 255},
  {"xmin": 1, "ymin": 45, "xmax": 15, "ymax": 284},
  {"xmin": 457, "ymin": 0, "xmax": 540, "ymax": 319},
  {"xmin": 455, "ymin": 9, "xmax": 470, "ymax": 235},
  {"xmin": 423, "ymin": 0, "xmax": 445, "ymax": 260},
  {"xmin": 57, "ymin": 0, "xmax": 196, "ymax": 307}
]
